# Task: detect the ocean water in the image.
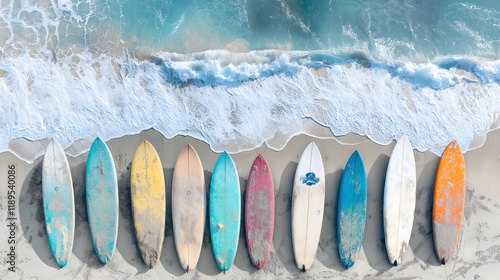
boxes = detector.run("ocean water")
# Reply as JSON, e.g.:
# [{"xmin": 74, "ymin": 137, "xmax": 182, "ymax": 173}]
[{"xmin": 0, "ymin": 0, "xmax": 499, "ymax": 162}]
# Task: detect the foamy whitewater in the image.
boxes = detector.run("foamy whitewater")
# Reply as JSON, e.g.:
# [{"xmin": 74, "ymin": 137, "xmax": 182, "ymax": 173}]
[{"xmin": 0, "ymin": 0, "xmax": 499, "ymax": 162}]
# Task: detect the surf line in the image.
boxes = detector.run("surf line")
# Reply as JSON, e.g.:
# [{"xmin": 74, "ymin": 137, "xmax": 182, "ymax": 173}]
[{"xmin": 6, "ymin": 164, "xmax": 17, "ymax": 272}]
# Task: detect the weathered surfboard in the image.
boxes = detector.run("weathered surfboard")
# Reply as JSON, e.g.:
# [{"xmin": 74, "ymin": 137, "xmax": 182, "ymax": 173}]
[
  {"xmin": 131, "ymin": 140, "xmax": 166, "ymax": 268},
  {"xmin": 86, "ymin": 137, "xmax": 119, "ymax": 264},
  {"xmin": 433, "ymin": 140, "xmax": 466, "ymax": 265},
  {"xmin": 172, "ymin": 144, "xmax": 206, "ymax": 272},
  {"xmin": 42, "ymin": 138, "xmax": 75, "ymax": 267},
  {"xmin": 383, "ymin": 135, "xmax": 416, "ymax": 266},
  {"xmin": 245, "ymin": 154, "xmax": 274, "ymax": 268},
  {"xmin": 209, "ymin": 152, "xmax": 240, "ymax": 272},
  {"xmin": 291, "ymin": 142, "xmax": 325, "ymax": 271},
  {"xmin": 337, "ymin": 150, "xmax": 367, "ymax": 268}
]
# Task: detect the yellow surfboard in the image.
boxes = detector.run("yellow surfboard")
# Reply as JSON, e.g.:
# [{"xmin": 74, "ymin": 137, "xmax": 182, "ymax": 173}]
[{"xmin": 131, "ymin": 140, "xmax": 166, "ymax": 268}]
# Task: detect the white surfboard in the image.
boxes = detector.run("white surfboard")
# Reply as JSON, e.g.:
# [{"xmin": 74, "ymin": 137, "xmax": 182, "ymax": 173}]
[
  {"xmin": 172, "ymin": 144, "xmax": 206, "ymax": 272},
  {"xmin": 291, "ymin": 142, "xmax": 325, "ymax": 271},
  {"xmin": 383, "ymin": 135, "xmax": 416, "ymax": 266},
  {"xmin": 42, "ymin": 138, "xmax": 75, "ymax": 267}
]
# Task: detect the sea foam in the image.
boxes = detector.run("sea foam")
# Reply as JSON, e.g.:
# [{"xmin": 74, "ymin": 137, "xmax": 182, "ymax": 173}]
[{"xmin": 0, "ymin": 50, "xmax": 498, "ymax": 162}]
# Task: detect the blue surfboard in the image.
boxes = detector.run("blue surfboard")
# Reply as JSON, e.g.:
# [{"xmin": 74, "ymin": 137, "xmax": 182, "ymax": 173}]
[
  {"xmin": 209, "ymin": 152, "xmax": 241, "ymax": 272},
  {"xmin": 337, "ymin": 150, "xmax": 367, "ymax": 268},
  {"xmin": 86, "ymin": 137, "xmax": 119, "ymax": 264},
  {"xmin": 42, "ymin": 138, "xmax": 75, "ymax": 267}
]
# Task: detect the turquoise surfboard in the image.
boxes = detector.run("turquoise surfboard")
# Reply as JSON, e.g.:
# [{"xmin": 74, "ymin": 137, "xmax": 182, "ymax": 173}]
[
  {"xmin": 209, "ymin": 152, "xmax": 241, "ymax": 272},
  {"xmin": 42, "ymin": 138, "xmax": 75, "ymax": 267},
  {"xmin": 86, "ymin": 137, "xmax": 119, "ymax": 264},
  {"xmin": 337, "ymin": 150, "xmax": 367, "ymax": 268}
]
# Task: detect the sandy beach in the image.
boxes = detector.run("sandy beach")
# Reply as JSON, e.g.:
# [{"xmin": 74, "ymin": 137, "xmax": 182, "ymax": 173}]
[
  {"xmin": 1, "ymin": 1, "xmax": 499, "ymax": 279},
  {"xmin": 0, "ymin": 128, "xmax": 499, "ymax": 279}
]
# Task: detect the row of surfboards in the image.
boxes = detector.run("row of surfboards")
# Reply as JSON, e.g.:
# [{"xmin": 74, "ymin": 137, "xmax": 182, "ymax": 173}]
[{"xmin": 41, "ymin": 135, "xmax": 466, "ymax": 272}]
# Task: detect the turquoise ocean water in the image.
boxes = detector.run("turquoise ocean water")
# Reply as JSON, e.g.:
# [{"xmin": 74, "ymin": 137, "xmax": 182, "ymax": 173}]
[{"xmin": 0, "ymin": 0, "xmax": 499, "ymax": 161}]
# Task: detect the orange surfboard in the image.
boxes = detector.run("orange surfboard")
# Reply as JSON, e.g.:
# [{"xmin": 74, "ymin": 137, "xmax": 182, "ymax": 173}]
[{"xmin": 432, "ymin": 140, "xmax": 466, "ymax": 265}]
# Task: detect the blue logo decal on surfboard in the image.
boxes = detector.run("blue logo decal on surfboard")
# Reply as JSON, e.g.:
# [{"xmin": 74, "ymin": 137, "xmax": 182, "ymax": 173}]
[{"xmin": 301, "ymin": 172, "xmax": 319, "ymax": 186}]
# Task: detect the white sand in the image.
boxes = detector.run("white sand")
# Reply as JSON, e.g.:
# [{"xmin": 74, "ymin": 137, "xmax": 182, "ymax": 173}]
[{"xmin": 0, "ymin": 128, "xmax": 499, "ymax": 279}]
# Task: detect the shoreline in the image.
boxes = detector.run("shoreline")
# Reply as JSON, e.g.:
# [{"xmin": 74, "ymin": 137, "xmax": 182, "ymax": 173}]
[{"xmin": 0, "ymin": 129, "xmax": 499, "ymax": 279}]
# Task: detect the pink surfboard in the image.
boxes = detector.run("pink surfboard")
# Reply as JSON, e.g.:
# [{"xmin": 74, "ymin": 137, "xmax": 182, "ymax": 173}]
[{"xmin": 245, "ymin": 154, "xmax": 275, "ymax": 268}]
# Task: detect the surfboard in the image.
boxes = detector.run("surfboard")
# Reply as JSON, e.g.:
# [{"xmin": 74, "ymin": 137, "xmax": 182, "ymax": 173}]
[
  {"xmin": 433, "ymin": 140, "xmax": 466, "ymax": 265},
  {"xmin": 209, "ymin": 152, "xmax": 240, "ymax": 272},
  {"xmin": 172, "ymin": 144, "xmax": 206, "ymax": 272},
  {"xmin": 86, "ymin": 137, "xmax": 119, "ymax": 264},
  {"xmin": 291, "ymin": 142, "xmax": 325, "ymax": 271},
  {"xmin": 337, "ymin": 150, "xmax": 367, "ymax": 268},
  {"xmin": 131, "ymin": 140, "xmax": 166, "ymax": 268},
  {"xmin": 245, "ymin": 154, "xmax": 274, "ymax": 268},
  {"xmin": 42, "ymin": 138, "xmax": 75, "ymax": 268},
  {"xmin": 383, "ymin": 135, "xmax": 416, "ymax": 266}
]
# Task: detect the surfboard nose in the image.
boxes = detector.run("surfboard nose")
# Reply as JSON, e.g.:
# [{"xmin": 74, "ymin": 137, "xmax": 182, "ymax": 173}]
[{"xmin": 447, "ymin": 140, "xmax": 461, "ymax": 151}]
